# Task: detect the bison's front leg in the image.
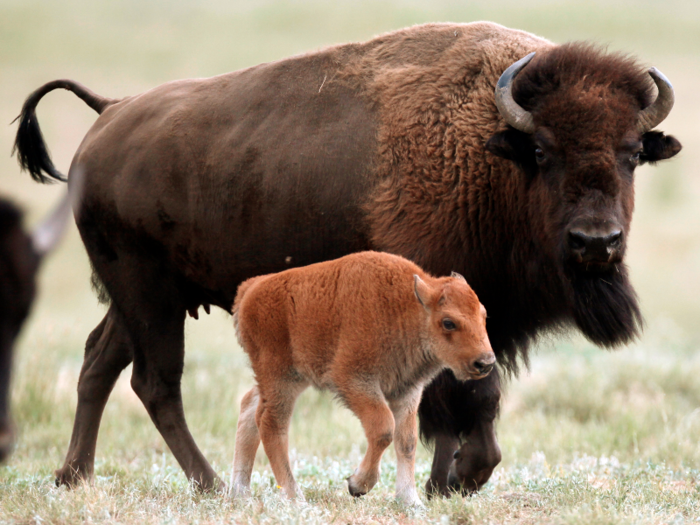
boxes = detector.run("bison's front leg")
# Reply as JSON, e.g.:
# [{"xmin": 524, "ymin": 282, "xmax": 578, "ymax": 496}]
[
  {"xmin": 447, "ymin": 417, "xmax": 501, "ymax": 494},
  {"xmin": 343, "ymin": 388, "xmax": 395, "ymax": 497},
  {"xmin": 55, "ymin": 306, "xmax": 133, "ymax": 487},
  {"xmin": 425, "ymin": 433, "xmax": 461, "ymax": 497}
]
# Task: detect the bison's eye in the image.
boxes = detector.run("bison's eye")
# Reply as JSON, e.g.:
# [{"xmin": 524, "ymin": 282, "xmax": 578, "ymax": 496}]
[
  {"xmin": 442, "ymin": 318, "xmax": 457, "ymax": 331},
  {"xmin": 534, "ymin": 147, "xmax": 546, "ymax": 164},
  {"xmin": 630, "ymin": 150, "xmax": 642, "ymax": 165}
]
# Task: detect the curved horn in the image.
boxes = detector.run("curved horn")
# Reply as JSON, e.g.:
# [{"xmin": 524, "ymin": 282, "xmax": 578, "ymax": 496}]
[
  {"xmin": 636, "ymin": 67, "xmax": 675, "ymax": 133},
  {"xmin": 31, "ymin": 166, "xmax": 84, "ymax": 257},
  {"xmin": 494, "ymin": 52, "xmax": 536, "ymax": 134}
]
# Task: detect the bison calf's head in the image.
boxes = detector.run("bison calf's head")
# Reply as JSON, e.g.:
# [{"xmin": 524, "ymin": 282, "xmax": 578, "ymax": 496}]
[
  {"xmin": 414, "ymin": 272, "xmax": 494, "ymax": 381},
  {"xmin": 486, "ymin": 45, "xmax": 681, "ymax": 348}
]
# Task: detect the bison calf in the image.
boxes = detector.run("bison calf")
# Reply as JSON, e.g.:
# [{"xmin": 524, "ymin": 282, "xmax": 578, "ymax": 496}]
[{"xmin": 231, "ymin": 251, "xmax": 495, "ymax": 505}]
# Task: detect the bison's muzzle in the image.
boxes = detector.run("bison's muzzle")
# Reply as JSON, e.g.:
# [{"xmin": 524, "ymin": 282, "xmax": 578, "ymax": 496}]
[{"xmin": 567, "ymin": 225, "xmax": 623, "ymax": 268}]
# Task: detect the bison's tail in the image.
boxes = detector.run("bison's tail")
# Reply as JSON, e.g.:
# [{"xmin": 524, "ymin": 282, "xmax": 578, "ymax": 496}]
[{"xmin": 12, "ymin": 80, "xmax": 118, "ymax": 184}]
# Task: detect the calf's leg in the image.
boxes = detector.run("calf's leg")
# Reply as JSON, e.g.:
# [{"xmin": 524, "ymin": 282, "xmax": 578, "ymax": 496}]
[
  {"xmin": 231, "ymin": 386, "xmax": 261, "ymax": 497},
  {"xmin": 256, "ymin": 380, "xmax": 307, "ymax": 500},
  {"xmin": 55, "ymin": 305, "xmax": 133, "ymax": 487},
  {"xmin": 389, "ymin": 388, "xmax": 423, "ymax": 506},
  {"xmin": 341, "ymin": 389, "xmax": 395, "ymax": 497}
]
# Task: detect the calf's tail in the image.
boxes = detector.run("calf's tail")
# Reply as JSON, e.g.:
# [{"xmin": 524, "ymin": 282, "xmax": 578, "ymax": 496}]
[
  {"xmin": 232, "ymin": 277, "xmax": 262, "ymax": 318},
  {"xmin": 12, "ymin": 80, "xmax": 118, "ymax": 184},
  {"xmin": 232, "ymin": 276, "xmax": 264, "ymax": 347}
]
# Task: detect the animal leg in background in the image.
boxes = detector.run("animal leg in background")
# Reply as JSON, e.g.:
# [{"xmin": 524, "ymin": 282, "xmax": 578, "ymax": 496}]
[
  {"xmin": 231, "ymin": 386, "xmax": 261, "ymax": 497},
  {"xmin": 341, "ymin": 385, "xmax": 395, "ymax": 497},
  {"xmin": 0, "ymin": 328, "xmax": 16, "ymax": 462},
  {"xmin": 255, "ymin": 380, "xmax": 308, "ymax": 500},
  {"xmin": 425, "ymin": 433, "xmax": 462, "ymax": 497},
  {"xmin": 55, "ymin": 305, "xmax": 133, "ymax": 487},
  {"xmin": 422, "ymin": 369, "xmax": 502, "ymax": 497},
  {"xmin": 448, "ymin": 416, "xmax": 502, "ymax": 494},
  {"xmin": 389, "ymin": 388, "xmax": 423, "ymax": 506}
]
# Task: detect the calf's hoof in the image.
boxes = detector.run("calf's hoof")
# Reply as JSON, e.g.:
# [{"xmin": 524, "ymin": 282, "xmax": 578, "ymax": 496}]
[
  {"xmin": 347, "ymin": 476, "xmax": 369, "ymax": 498},
  {"xmin": 347, "ymin": 470, "xmax": 377, "ymax": 498},
  {"xmin": 396, "ymin": 489, "xmax": 424, "ymax": 508}
]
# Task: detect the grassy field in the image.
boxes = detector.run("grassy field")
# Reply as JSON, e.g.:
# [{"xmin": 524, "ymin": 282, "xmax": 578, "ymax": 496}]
[{"xmin": 1, "ymin": 1, "xmax": 699, "ymax": 523}]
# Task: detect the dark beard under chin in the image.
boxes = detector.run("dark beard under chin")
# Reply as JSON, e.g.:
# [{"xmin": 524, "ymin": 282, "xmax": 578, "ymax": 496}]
[{"xmin": 568, "ymin": 263, "xmax": 643, "ymax": 348}]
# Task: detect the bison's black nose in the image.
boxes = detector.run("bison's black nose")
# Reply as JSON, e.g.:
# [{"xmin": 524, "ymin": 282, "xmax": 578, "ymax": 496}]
[
  {"xmin": 568, "ymin": 229, "xmax": 622, "ymax": 263},
  {"xmin": 473, "ymin": 353, "xmax": 496, "ymax": 377}
]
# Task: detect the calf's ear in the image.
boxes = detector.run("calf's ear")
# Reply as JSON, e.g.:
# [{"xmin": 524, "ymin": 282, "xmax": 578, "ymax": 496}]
[
  {"xmin": 640, "ymin": 131, "xmax": 682, "ymax": 164},
  {"xmin": 414, "ymin": 275, "xmax": 432, "ymax": 309},
  {"xmin": 450, "ymin": 271, "xmax": 467, "ymax": 283}
]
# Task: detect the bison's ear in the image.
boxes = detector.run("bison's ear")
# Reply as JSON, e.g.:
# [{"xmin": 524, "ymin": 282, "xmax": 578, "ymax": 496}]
[
  {"xmin": 486, "ymin": 129, "xmax": 538, "ymax": 179},
  {"xmin": 640, "ymin": 131, "xmax": 682, "ymax": 164},
  {"xmin": 414, "ymin": 275, "xmax": 432, "ymax": 310},
  {"xmin": 485, "ymin": 130, "xmax": 518, "ymax": 161},
  {"xmin": 485, "ymin": 128, "xmax": 532, "ymax": 161}
]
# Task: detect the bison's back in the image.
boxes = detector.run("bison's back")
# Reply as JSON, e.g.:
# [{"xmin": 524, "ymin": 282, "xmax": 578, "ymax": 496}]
[
  {"xmin": 73, "ymin": 22, "xmax": 551, "ymax": 312},
  {"xmin": 73, "ymin": 46, "xmax": 380, "ymax": 306}
]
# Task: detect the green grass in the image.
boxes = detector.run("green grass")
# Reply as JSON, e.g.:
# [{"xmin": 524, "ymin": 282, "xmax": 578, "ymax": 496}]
[
  {"xmin": 2, "ymin": 317, "xmax": 699, "ymax": 523},
  {"xmin": 1, "ymin": 1, "xmax": 699, "ymax": 523}
]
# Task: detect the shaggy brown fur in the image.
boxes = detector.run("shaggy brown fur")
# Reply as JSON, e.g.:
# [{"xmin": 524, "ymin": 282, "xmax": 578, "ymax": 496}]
[
  {"xmin": 231, "ymin": 251, "xmax": 494, "ymax": 505},
  {"xmin": 13, "ymin": 21, "xmax": 681, "ymax": 496}
]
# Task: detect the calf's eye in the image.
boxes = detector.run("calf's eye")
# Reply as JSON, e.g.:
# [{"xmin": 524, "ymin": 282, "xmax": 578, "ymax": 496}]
[
  {"xmin": 442, "ymin": 319, "xmax": 457, "ymax": 331},
  {"xmin": 630, "ymin": 151, "xmax": 641, "ymax": 164}
]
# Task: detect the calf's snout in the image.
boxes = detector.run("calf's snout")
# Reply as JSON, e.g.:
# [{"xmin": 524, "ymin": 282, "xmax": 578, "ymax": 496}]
[{"xmin": 471, "ymin": 352, "xmax": 496, "ymax": 378}]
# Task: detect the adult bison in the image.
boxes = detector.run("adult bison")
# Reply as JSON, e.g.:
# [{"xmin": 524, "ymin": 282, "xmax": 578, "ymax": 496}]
[
  {"xmin": 0, "ymin": 183, "xmax": 78, "ymax": 462},
  {"xmin": 14, "ymin": 22, "xmax": 681, "ymax": 495}
]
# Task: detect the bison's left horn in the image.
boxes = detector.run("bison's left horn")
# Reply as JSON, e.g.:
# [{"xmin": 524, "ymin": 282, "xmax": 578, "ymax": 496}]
[
  {"xmin": 31, "ymin": 166, "xmax": 84, "ymax": 256},
  {"xmin": 494, "ymin": 52, "xmax": 536, "ymax": 134},
  {"xmin": 636, "ymin": 67, "xmax": 675, "ymax": 133}
]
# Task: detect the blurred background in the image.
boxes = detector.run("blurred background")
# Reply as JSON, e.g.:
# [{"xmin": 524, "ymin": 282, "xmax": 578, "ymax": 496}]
[{"xmin": 1, "ymin": 0, "xmax": 698, "ymax": 483}]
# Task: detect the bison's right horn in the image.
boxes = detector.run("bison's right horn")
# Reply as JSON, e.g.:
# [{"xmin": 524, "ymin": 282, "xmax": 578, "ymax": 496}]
[
  {"xmin": 494, "ymin": 52, "xmax": 536, "ymax": 134},
  {"xmin": 636, "ymin": 67, "xmax": 675, "ymax": 133}
]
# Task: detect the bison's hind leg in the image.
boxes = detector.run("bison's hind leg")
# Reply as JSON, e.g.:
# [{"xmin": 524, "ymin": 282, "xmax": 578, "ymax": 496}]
[
  {"xmin": 127, "ymin": 297, "xmax": 223, "ymax": 492},
  {"xmin": 231, "ymin": 386, "xmax": 261, "ymax": 498},
  {"xmin": 55, "ymin": 305, "xmax": 133, "ymax": 487}
]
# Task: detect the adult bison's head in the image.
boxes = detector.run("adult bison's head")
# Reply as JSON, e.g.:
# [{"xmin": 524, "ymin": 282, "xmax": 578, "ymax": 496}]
[{"xmin": 485, "ymin": 44, "xmax": 681, "ymax": 347}]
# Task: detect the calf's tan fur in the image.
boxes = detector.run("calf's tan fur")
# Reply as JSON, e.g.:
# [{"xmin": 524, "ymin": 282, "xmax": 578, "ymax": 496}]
[{"xmin": 231, "ymin": 251, "xmax": 494, "ymax": 504}]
